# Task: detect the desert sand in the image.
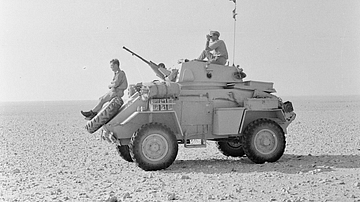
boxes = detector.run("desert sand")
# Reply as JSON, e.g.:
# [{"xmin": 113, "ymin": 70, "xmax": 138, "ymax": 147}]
[{"xmin": 1, "ymin": 96, "xmax": 360, "ymax": 202}]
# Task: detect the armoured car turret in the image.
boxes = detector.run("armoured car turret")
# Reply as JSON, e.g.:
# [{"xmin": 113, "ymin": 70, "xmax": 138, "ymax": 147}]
[{"xmin": 85, "ymin": 47, "xmax": 296, "ymax": 171}]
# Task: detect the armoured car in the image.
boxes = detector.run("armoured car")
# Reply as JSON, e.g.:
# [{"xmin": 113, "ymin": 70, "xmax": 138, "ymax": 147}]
[{"xmin": 85, "ymin": 47, "xmax": 296, "ymax": 171}]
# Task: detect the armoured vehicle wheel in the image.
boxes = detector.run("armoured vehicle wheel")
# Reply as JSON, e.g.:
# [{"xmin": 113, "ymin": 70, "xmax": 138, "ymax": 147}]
[
  {"xmin": 85, "ymin": 97, "xmax": 123, "ymax": 134},
  {"xmin": 216, "ymin": 141, "xmax": 245, "ymax": 157},
  {"xmin": 243, "ymin": 119, "xmax": 285, "ymax": 164},
  {"xmin": 116, "ymin": 145, "xmax": 133, "ymax": 162},
  {"xmin": 130, "ymin": 123, "xmax": 178, "ymax": 171}
]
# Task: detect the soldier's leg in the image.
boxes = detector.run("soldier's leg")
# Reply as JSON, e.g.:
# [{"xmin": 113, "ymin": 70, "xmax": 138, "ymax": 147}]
[
  {"xmin": 81, "ymin": 91, "xmax": 115, "ymax": 118},
  {"xmin": 210, "ymin": 57, "xmax": 227, "ymax": 65},
  {"xmin": 197, "ymin": 50, "xmax": 212, "ymax": 61},
  {"xmin": 92, "ymin": 91, "xmax": 113, "ymax": 113}
]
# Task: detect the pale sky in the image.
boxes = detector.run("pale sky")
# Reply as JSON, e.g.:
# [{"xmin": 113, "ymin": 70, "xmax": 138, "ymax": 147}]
[{"xmin": 1, "ymin": 0, "xmax": 359, "ymax": 102}]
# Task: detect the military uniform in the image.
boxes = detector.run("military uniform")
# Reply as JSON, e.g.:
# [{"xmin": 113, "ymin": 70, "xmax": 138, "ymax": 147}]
[
  {"xmin": 92, "ymin": 70, "xmax": 128, "ymax": 112},
  {"xmin": 198, "ymin": 31, "xmax": 228, "ymax": 65}
]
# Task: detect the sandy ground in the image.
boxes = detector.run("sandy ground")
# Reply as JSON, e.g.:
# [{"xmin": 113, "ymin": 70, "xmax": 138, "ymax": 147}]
[{"xmin": 1, "ymin": 96, "xmax": 360, "ymax": 202}]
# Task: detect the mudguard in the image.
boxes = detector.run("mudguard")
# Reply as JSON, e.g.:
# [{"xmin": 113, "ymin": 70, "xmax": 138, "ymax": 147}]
[{"xmin": 104, "ymin": 111, "xmax": 183, "ymax": 143}]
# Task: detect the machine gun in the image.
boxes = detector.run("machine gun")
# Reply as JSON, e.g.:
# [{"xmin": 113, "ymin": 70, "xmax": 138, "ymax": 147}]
[{"xmin": 123, "ymin": 46, "xmax": 170, "ymax": 80}]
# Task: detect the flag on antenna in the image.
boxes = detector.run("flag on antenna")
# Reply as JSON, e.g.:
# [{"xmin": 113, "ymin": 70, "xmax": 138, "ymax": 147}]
[
  {"xmin": 233, "ymin": 8, "xmax": 237, "ymax": 20},
  {"xmin": 230, "ymin": 0, "xmax": 236, "ymax": 3}
]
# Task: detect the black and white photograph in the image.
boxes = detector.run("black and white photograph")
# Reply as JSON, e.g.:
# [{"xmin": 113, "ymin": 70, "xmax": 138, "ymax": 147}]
[{"xmin": 1, "ymin": 0, "xmax": 359, "ymax": 201}]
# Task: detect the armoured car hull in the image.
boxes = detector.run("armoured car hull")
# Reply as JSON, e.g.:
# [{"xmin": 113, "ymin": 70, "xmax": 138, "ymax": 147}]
[{"xmin": 89, "ymin": 60, "xmax": 295, "ymax": 171}]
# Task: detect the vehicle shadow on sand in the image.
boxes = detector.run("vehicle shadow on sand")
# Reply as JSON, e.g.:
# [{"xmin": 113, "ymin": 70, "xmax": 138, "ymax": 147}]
[{"xmin": 165, "ymin": 154, "xmax": 360, "ymax": 174}]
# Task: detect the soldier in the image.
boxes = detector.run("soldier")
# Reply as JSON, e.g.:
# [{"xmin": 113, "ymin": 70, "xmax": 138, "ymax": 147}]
[
  {"xmin": 197, "ymin": 31, "xmax": 228, "ymax": 65},
  {"xmin": 81, "ymin": 59, "xmax": 128, "ymax": 119},
  {"xmin": 158, "ymin": 63, "xmax": 178, "ymax": 82}
]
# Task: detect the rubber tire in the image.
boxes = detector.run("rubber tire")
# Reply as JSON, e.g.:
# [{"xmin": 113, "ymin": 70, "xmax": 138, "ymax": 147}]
[
  {"xmin": 243, "ymin": 119, "xmax": 285, "ymax": 164},
  {"xmin": 85, "ymin": 97, "xmax": 123, "ymax": 134},
  {"xmin": 129, "ymin": 123, "xmax": 178, "ymax": 171},
  {"xmin": 216, "ymin": 141, "xmax": 245, "ymax": 157},
  {"xmin": 116, "ymin": 145, "xmax": 133, "ymax": 162}
]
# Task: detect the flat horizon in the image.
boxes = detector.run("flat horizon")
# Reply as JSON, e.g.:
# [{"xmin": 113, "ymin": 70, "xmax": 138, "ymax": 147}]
[{"xmin": 1, "ymin": 94, "xmax": 360, "ymax": 104}]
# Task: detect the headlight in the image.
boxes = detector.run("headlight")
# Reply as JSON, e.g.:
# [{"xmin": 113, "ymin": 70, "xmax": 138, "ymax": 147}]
[{"xmin": 282, "ymin": 101, "xmax": 294, "ymax": 113}]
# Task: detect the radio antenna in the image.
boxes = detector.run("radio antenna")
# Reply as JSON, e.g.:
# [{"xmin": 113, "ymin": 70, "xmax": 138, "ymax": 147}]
[{"xmin": 230, "ymin": 0, "xmax": 237, "ymax": 66}]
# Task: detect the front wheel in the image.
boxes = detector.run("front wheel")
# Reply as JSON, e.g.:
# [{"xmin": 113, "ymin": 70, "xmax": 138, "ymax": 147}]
[
  {"xmin": 129, "ymin": 123, "xmax": 178, "ymax": 171},
  {"xmin": 243, "ymin": 119, "xmax": 285, "ymax": 164}
]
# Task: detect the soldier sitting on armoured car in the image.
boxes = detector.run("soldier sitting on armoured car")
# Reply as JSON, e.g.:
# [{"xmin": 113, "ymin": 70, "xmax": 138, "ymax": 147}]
[
  {"xmin": 197, "ymin": 31, "xmax": 229, "ymax": 65},
  {"xmin": 81, "ymin": 59, "xmax": 128, "ymax": 120}
]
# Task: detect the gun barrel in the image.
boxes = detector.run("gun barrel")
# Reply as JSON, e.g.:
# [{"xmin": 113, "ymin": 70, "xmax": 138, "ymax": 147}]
[
  {"xmin": 123, "ymin": 46, "xmax": 150, "ymax": 65},
  {"xmin": 123, "ymin": 46, "xmax": 166, "ymax": 80}
]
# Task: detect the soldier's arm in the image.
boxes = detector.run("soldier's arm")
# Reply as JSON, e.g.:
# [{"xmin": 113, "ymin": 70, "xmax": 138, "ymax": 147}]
[
  {"xmin": 205, "ymin": 35, "xmax": 211, "ymax": 51},
  {"xmin": 208, "ymin": 40, "xmax": 220, "ymax": 50},
  {"xmin": 108, "ymin": 72, "xmax": 122, "ymax": 89}
]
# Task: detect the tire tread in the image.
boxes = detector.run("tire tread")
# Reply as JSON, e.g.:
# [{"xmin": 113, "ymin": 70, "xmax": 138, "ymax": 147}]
[
  {"xmin": 216, "ymin": 141, "xmax": 245, "ymax": 157},
  {"xmin": 85, "ymin": 97, "xmax": 123, "ymax": 134},
  {"xmin": 243, "ymin": 118, "xmax": 285, "ymax": 164},
  {"xmin": 129, "ymin": 123, "xmax": 178, "ymax": 171}
]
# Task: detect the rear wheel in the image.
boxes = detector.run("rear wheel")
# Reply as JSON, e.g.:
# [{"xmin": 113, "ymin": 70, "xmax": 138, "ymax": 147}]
[
  {"xmin": 216, "ymin": 140, "xmax": 245, "ymax": 157},
  {"xmin": 130, "ymin": 123, "xmax": 178, "ymax": 171},
  {"xmin": 116, "ymin": 145, "xmax": 133, "ymax": 162},
  {"xmin": 243, "ymin": 119, "xmax": 285, "ymax": 164}
]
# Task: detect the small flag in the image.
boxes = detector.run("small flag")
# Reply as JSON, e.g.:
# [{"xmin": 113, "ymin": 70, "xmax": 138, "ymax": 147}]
[
  {"xmin": 230, "ymin": 0, "xmax": 236, "ymax": 3},
  {"xmin": 233, "ymin": 8, "xmax": 237, "ymax": 20}
]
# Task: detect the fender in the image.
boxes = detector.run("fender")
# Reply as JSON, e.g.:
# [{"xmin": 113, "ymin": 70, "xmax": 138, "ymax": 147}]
[
  {"xmin": 104, "ymin": 111, "xmax": 183, "ymax": 142},
  {"xmin": 239, "ymin": 109, "xmax": 290, "ymax": 134}
]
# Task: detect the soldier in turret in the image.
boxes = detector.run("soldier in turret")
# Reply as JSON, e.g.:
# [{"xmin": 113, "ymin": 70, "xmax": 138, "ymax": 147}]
[{"xmin": 197, "ymin": 31, "xmax": 228, "ymax": 65}]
